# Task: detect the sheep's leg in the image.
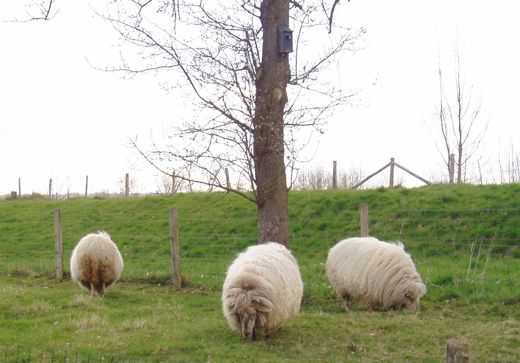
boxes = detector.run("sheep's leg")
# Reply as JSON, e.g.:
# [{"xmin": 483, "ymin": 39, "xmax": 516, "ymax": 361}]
[
  {"xmin": 90, "ymin": 282, "xmax": 96, "ymax": 297},
  {"xmin": 100, "ymin": 282, "xmax": 106, "ymax": 297},
  {"xmin": 342, "ymin": 293, "xmax": 351, "ymax": 312}
]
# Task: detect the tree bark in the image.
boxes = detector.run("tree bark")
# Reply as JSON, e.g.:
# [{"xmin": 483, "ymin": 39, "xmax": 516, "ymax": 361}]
[{"xmin": 254, "ymin": 0, "xmax": 290, "ymax": 247}]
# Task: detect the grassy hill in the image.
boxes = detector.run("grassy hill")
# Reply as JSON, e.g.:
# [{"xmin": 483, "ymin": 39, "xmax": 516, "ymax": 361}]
[{"xmin": 0, "ymin": 184, "xmax": 519, "ymax": 361}]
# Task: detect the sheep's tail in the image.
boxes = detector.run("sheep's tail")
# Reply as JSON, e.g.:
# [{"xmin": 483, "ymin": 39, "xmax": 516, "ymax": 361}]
[{"xmin": 81, "ymin": 257, "xmax": 113, "ymax": 295}]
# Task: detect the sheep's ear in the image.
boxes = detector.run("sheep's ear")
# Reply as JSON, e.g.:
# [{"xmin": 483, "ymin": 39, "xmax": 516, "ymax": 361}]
[{"xmin": 252, "ymin": 296, "xmax": 273, "ymax": 313}]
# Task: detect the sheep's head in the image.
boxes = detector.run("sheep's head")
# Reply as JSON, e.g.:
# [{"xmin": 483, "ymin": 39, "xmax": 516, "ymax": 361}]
[
  {"xmin": 232, "ymin": 296, "xmax": 273, "ymax": 341},
  {"xmin": 402, "ymin": 283, "xmax": 427, "ymax": 311},
  {"xmin": 402, "ymin": 291, "xmax": 420, "ymax": 311},
  {"xmin": 238, "ymin": 305, "xmax": 258, "ymax": 340}
]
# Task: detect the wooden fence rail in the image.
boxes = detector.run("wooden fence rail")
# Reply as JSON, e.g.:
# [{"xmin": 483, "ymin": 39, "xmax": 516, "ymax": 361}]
[{"xmin": 352, "ymin": 157, "xmax": 430, "ymax": 189}]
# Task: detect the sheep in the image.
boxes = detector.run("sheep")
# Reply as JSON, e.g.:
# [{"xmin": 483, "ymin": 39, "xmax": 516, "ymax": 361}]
[
  {"xmin": 70, "ymin": 231, "xmax": 124, "ymax": 296},
  {"xmin": 325, "ymin": 237, "xmax": 426, "ymax": 312},
  {"xmin": 222, "ymin": 242, "xmax": 303, "ymax": 341}
]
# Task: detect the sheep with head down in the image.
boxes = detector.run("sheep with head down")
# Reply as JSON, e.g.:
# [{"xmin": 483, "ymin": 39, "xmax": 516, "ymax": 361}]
[
  {"xmin": 222, "ymin": 242, "xmax": 303, "ymax": 341},
  {"xmin": 70, "ymin": 231, "xmax": 124, "ymax": 296},
  {"xmin": 326, "ymin": 237, "xmax": 426, "ymax": 311}
]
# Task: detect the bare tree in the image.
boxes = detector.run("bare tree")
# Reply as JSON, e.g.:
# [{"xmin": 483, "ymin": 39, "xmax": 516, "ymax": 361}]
[
  {"xmin": 498, "ymin": 140, "xmax": 520, "ymax": 183},
  {"xmin": 434, "ymin": 47, "xmax": 488, "ymax": 183},
  {"xmin": 93, "ymin": 0, "xmax": 362, "ymax": 247}
]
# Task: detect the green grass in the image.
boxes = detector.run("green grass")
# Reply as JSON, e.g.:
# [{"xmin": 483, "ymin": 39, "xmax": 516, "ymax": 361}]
[
  {"xmin": 0, "ymin": 184, "xmax": 519, "ymax": 361},
  {"xmin": 0, "ymin": 276, "xmax": 518, "ymax": 362}
]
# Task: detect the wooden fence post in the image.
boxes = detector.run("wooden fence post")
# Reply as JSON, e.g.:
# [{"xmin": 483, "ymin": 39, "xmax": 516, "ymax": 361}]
[
  {"xmin": 359, "ymin": 203, "xmax": 369, "ymax": 237},
  {"xmin": 125, "ymin": 173, "xmax": 130, "ymax": 197},
  {"xmin": 18, "ymin": 178, "xmax": 21, "ymax": 198},
  {"xmin": 169, "ymin": 208, "xmax": 182, "ymax": 289},
  {"xmin": 446, "ymin": 339, "xmax": 470, "ymax": 363},
  {"xmin": 389, "ymin": 158, "xmax": 395, "ymax": 188},
  {"xmin": 85, "ymin": 175, "xmax": 89, "ymax": 197},
  {"xmin": 54, "ymin": 209, "xmax": 63, "ymax": 281},
  {"xmin": 49, "ymin": 178, "xmax": 53, "ymax": 198},
  {"xmin": 332, "ymin": 160, "xmax": 338, "ymax": 189}
]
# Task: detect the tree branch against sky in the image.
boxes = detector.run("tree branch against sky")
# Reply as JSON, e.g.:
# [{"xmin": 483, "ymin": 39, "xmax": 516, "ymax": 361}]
[{"xmin": 1, "ymin": 0, "xmax": 58, "ymax": 21}]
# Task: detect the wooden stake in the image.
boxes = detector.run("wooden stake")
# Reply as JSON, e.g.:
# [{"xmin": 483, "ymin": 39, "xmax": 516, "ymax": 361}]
[
  {"xmin": 332, "ymin": 160, "xmax": 338, "ymax": 189},
  {"xmin": 389, "ymin": 158, "xmax": 395, "ymax": 188},
  {"xmin": 125, "ymin": 173, "xmax": 130, "ymax": 197},
  {"xmin": 169, "ymin": 208, "xmax": 182, "ymax": 289},
  {"xmin": 359, "ymin": 203, "xmax": 369, "ymax": 237},
  {"xmin": 54, "ymin": 209, "xmax": 63, "ymax": 281},
  {"xmin": 446, "ymin": 339, "xmax": 470, "ymax": 363}
]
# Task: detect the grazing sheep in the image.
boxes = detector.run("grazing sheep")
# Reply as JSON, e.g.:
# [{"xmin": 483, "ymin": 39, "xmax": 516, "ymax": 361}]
[
  {"xmin": 326, "ymin": 237, "xmax": 426, "ymax": 311},
  {"xmin": 222, "ymin": 242, "xmax": 303, "ymax": 341},
  {"xmin": 70, "ymin": 231, "xmax": 124, "ymax": 296}
]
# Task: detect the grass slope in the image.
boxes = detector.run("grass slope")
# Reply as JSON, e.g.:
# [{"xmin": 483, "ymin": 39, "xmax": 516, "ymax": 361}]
[{"xmin": 0, "ymin": 184, "xmax": 519, "ymax": 361}]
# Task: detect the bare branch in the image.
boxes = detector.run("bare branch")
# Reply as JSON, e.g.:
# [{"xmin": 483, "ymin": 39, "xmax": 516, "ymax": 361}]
[
  {"xmin": 290, "ymin": 0, "xmax": 304, "ymax": 10},
  {"xmin": 4, "ymin": 0, "xmax": 58, "ymax": 22},
  {"xmin": 322, "ymin": 0, "xmax": 349, "ymax": 34}
]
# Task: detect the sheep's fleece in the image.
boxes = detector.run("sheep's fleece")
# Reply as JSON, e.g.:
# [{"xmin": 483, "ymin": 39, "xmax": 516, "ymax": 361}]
[
  {"xmin": 222, "ymin": 242, "xmax": 303, "ymax": 340},
  {"xmin": 70, "ymin": 231, "xmax": 124, "ymax": 296},
  {"xmin": 326, "ymin": 237, "xmax": 426, "ymax": 311}
]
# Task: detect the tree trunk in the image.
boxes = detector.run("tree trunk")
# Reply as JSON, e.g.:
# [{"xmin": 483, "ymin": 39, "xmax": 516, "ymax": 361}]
[{"xmin": 254, "ymin": 0, "xmax": 290, "ymax": 247}]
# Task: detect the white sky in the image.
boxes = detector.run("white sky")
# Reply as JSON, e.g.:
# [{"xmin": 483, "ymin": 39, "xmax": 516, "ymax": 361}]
[{"xmin": 1, "ymin": 0, "xmax": 519, "ymax": 195}]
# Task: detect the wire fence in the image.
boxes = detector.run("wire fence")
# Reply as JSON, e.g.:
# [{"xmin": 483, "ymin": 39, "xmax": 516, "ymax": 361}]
[
  {"xmin": 0, "ymin": 206, "xmax": 518, "ymax": 291},
  {"xmin": 0, "ymin": 346, "xmax": 173, "ymax": 363}
]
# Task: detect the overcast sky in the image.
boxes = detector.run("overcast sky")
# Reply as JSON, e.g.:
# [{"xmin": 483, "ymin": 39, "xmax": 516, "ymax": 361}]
[{"xmin": 1, "ymin": 0, "xmax": 519, "ymax": 195}]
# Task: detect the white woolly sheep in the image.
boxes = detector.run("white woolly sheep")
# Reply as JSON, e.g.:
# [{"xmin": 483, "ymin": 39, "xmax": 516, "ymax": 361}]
[
  {"xmin": 222, "ymin": 242, "xmax": 304, "ymax": 341},
  {"xmin": 70, "ymin": 231, "xmax": 124, "ymax": 296},
  {"xmin": 325, "ymin": 237, "xmax": 426, "ymax": 311}
]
